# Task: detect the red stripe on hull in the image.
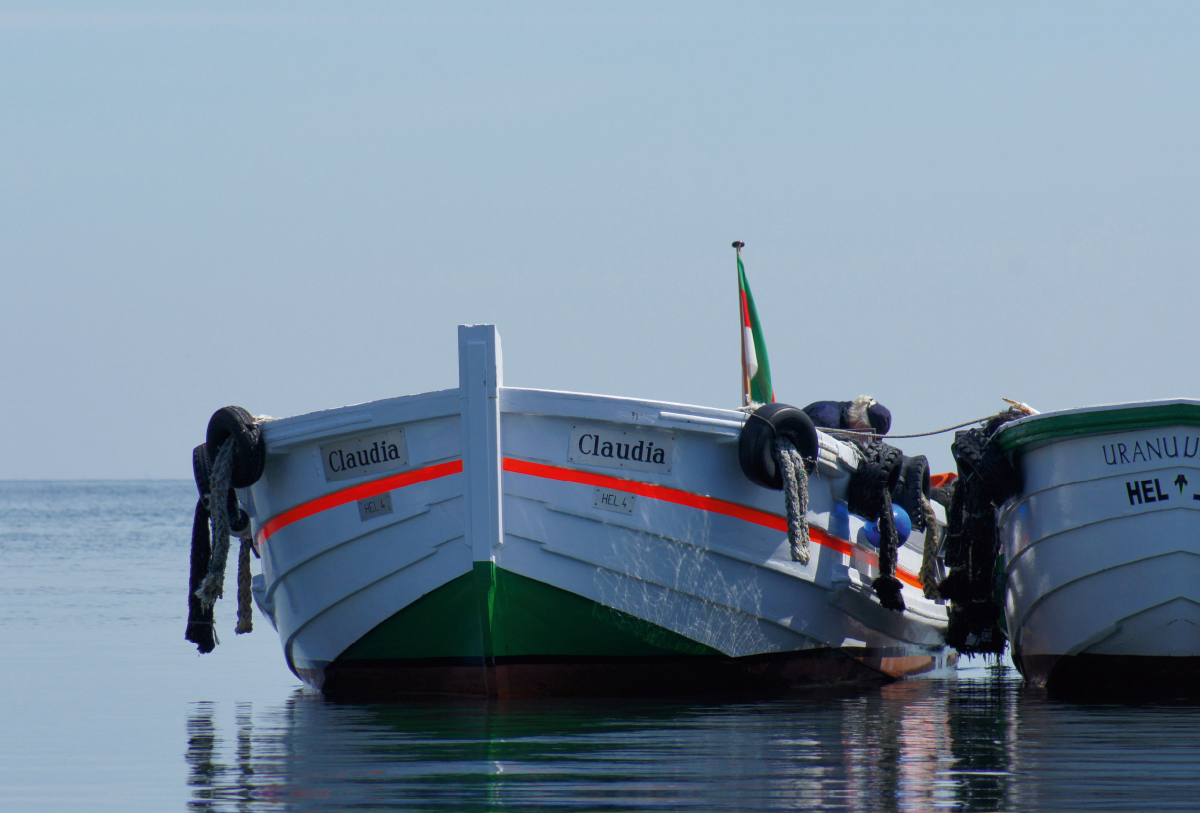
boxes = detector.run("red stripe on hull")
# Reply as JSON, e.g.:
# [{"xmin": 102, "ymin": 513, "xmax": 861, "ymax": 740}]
[
  {"xmin": 253, "ymin": 455, "xmax": 924, "ymax": 590},
  {"xmin": 255, "ymin": 459, "xmax": 463, "ymax": 549},
  {"xmin": 502, "ymin": 457, "xmax": 923, "ymax": 590}
]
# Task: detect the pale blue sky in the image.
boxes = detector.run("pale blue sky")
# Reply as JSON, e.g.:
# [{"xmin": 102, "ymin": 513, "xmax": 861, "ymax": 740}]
[{"xmin": 3, "ymin": 2, "xmax": 1198, "ymax": 477}]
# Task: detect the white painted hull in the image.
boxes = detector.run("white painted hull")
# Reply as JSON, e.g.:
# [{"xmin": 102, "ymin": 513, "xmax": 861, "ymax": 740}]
[
  {"xmin": 241, "ymin": 325, "xmax": 952, "ymax": 697},
  {"xmin": 998, "ymin": 401, "xmax": 1200, "ymax": 695}
]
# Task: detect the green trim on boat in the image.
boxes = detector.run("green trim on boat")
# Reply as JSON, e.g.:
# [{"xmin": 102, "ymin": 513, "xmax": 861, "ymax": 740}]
[
  {"xmin": 997, "ymin": 402, "xmax": 1200, "ymax": 453},
  {"xmin": 338, "ymin": 570, "xmax": 485, "ymax": 661},
  {"xmin": 337, "ymin": 562, "xmax": 720, "ymax": 662},
  {"xmin": 473, "ymin": 559, "xmax": 497, "ymax": 660}
]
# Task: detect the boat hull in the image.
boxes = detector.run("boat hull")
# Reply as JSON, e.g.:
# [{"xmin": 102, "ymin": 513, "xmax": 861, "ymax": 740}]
[
  {"xmin": 1020, "ymin": 654, "xmax": 1200, "ymax": 698},
  {"xmin": 242, "ymin": 325, "xmax": 952, "ymax": 698},
  {"xmin": 322, "ymin": 650, "xmax": 947, "ymax": 701},
  {"xmin": 318, "ymin": 563, "xmax": 950, "ymax": 699},
  {"xmin": 998, "ymin": 401, "xmax": 1200, "ymax": 697}
]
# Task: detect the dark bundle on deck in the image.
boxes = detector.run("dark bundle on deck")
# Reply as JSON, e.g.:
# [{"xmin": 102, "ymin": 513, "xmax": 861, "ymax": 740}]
[{"xmin": 938, "ymin": 411, "xmax": 1024, "ymax": 656}]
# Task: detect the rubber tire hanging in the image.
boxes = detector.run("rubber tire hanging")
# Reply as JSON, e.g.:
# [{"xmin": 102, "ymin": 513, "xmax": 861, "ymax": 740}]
[{"xmin": 738, "ymin": 403, "xmax": 819, "ymax": 490}]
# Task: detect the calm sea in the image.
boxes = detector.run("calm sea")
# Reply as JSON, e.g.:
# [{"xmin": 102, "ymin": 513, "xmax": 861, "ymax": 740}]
[{"xmin": 2, "ymin": 481, "xmax": 1199, "ymax": 812}]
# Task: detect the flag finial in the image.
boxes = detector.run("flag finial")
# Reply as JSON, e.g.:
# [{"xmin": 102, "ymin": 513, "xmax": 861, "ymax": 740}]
[{"xmin": 732, "ymin": 240, "xmax": 744, "ymax": 250}]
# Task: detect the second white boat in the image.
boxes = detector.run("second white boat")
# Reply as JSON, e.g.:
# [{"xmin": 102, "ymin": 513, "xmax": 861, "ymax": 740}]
[{"xmin": 995, "ymin": 400, "xmax": 1200, "ymax": 696}]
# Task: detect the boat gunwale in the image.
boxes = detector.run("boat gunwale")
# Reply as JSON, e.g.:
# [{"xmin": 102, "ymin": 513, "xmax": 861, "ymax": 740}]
[
  {"xmin": 996, "ymin": 399, "xmax": 1200, "ymax": 454},
  {"xmin": 260, "ymin": 387, "xmax": 462, "ymax": 452},
  {"xmin": 258, "ymin": 385, "xmax": 756, "ymax": 453}
]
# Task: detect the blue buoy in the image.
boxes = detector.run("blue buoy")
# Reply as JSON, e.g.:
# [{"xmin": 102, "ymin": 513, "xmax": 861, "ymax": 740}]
[{"xmin": 864, "ymin": 504, "xmax": 912, "ymax": 546}]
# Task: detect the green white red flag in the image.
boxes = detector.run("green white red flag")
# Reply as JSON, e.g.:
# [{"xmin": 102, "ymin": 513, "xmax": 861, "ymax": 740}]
[{"xmin": 736, "ymin": 246, "xmax": 774, "ymax": 407}]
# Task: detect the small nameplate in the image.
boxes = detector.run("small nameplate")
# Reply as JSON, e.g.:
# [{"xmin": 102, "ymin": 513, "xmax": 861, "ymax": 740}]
[
  {"xmin": 321, "ymin": 428, "xmax": 408, "ymax": 483},
  {"xmin": 568, "ymin": 424, "xmax": 674, "ymax": 474},
  {"xmin": 594, "ymin": 487, "xmax": 636, "ymax": 515},
  {"xmin": 357, "ymin": 492, "xmax": 394, "ymax": 521}
]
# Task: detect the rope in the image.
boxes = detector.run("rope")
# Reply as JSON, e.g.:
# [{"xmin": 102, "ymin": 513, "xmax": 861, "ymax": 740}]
[
  {"xmin": 185, "ymin": 489, "xmax": 218, "ymax": 653},
  {"xmin": 873, "ymin": 488, "xmax": 905, "ymax": 612},
  {"xmin": 235, "ymin": 536, "xmax": 254, "ymax": 634},
  {"xmin": 196, "ymin": 436, "xmax": 256, "ymax": 634},
  {"xmin": 819, "ymin": 414, "xmax": 1005, "ymax": 442},
  {"xmin": 918, "ymin": 495, "xmax": 941, "ymax": 600},
  {"xmin": 187, "ymin": 407, "xmax": 267, "ymax": 653},
  {"xmin": 774, "ymin": 437, "xmax": 810, "ymax": 565},
  {"xmin": 196, "ymin": 438, "xmax": 235, "ymax": 611}
]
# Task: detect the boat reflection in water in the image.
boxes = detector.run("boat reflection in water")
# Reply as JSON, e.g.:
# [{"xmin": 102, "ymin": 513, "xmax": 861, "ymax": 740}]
[
  {"xmin": 184, "ymin": 664, "xmax": 1042, "ymax": 812},
  {"xmin": 185, "ymin": 663, "xmax": 1200, "ymax": 812}
]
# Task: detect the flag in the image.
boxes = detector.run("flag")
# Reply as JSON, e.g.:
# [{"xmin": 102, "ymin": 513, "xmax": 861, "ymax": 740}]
[{"xmin": 736, "ymin": 247, "xmax": 774, "ymax": 407}]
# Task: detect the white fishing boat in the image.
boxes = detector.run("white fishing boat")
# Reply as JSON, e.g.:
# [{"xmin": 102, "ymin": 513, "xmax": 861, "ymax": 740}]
[
  {"xmin": 185, "ymin": 323, "xmax": 954, "ymax": 698},
  {"xmin": 995, "ymin": 399, "xmax": 1200, "ymax": 696},
  {"xmin": 183, "ymin": 244, "xmax": 960, "ymax": 698}
]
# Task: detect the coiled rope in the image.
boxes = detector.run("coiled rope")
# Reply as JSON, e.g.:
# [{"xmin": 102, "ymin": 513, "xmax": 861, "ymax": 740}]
[
  {"xmin": 193, "ymin": 437, "xmax": 255, "ymax": 643},
  {"xmin": 185, "ymin": 446, "xmax": 217, "ymax": 653},
  {"xmin": 235, "ymin": 531, "xmax": 254, "ymax": 634},
  {"xmin": 774, "ymin": 437, "xmax": 810, "ymax": 565},
  {"xmin": 917, "ymin": 496, "xmax": 942, "ymax": 601},
  {"xmin": 196, "ymin": 438, "xmax": 235, "ymax": 610}
]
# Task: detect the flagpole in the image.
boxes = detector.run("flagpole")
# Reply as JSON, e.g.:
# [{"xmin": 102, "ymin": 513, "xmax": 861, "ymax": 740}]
[{"xmin": 733, "ymin": 241, "xmax": 750, "ymax": 407}]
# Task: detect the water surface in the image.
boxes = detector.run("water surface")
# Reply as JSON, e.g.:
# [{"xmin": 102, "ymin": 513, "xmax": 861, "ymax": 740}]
[{"xmin": 2, "ymin": 481, "xmax": 1197, "ymax": 811}]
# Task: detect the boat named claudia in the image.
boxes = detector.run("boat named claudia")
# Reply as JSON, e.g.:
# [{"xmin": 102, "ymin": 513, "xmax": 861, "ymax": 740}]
[{"xmin": 185, "ymin": 325, "xmax": 956, "ymax": 698}]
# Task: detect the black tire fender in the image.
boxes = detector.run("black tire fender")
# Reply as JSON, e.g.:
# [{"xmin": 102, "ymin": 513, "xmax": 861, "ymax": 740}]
[
  {"xmin": 891, "ymin": 454, "xmax": 931, "ymax": 530},
  {"xmin": 951, "ymin": 428, "xmax": 1021, "ymax": 504},
  {"xmin": 846, "ymin": 441, "xmax": 904, "ymax": 521},
  {"xmin": 205, "ymin": 406, "xmax": 267, "ymax": 489},
  {"xmin": 738, "ymin": 403, "xmax": 819, "ymax": 490}
]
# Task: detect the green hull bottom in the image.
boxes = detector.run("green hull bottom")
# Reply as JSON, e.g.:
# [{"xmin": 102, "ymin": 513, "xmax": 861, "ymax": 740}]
[{"xmin": 318, "ymin": 563, "xmax": 945, "ymax": 698}]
